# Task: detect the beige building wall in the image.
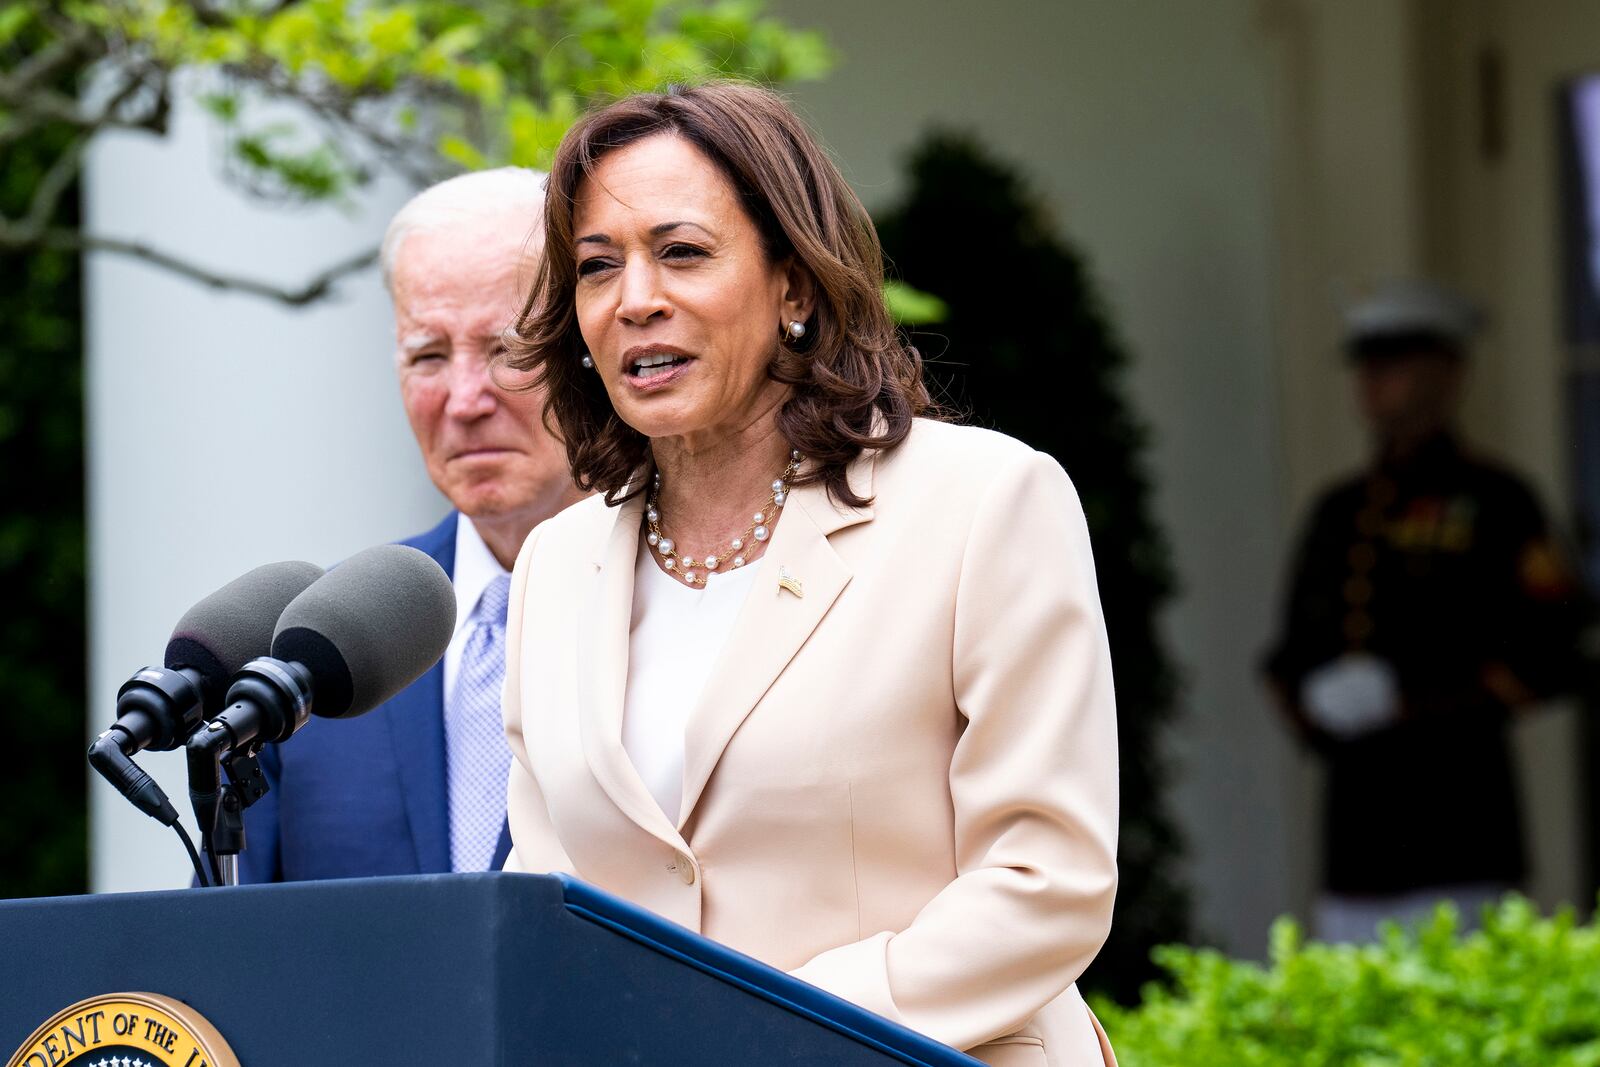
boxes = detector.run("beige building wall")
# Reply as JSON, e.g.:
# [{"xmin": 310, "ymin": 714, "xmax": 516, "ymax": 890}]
[
  {"xmin": 774, "ymin": 0, "xmax": 1302, "ymax": 955},
  {"xmin": 1260, "ymin": 0, "xmax": 1588, "ymax": 913},
  {"xmin": 777, "ymin": 0, "xmax": 1597, "ymax": 953},
  {"xmin": 1410, "ymin": 0, "xmax": 1599, "ymax": 914},
  {"xmin": 1263, "ymin": 0, "xmax": 1427, "ymax": 520}
]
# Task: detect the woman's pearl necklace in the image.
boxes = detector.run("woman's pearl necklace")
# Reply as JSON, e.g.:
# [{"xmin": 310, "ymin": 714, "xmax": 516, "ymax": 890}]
[{"xmin": 645, "ymin": 450, "xmax": 801, "ymax": 587}]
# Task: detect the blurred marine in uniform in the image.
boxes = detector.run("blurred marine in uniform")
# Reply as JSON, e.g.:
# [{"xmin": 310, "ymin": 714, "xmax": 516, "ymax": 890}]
[{"xmin": 1263, "ymin": 279, "xmax": 1588, "ymax": 942}]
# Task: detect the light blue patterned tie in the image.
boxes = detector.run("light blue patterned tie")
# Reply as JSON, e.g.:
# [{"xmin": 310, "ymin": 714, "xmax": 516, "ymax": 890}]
[{"xmin": 445, "ymin": 572, "xmax": 513, "ymax": 872}]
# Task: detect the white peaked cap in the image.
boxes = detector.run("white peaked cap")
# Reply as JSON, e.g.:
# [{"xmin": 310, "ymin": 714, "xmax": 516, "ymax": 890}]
[{"xmin": 1344, "ymin": 279, "xmax": 1483, "ymax": 344}]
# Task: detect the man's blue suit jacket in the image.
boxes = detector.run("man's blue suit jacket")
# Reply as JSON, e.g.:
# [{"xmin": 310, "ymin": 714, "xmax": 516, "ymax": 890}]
[{"xmin": 237, "ymin": 512, "xmax": 513, "ymax": 881}]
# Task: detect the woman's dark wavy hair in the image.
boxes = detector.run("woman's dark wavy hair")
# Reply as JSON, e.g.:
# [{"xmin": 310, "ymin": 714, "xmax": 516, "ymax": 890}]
[{"xmin": 504, "ymin": 81, "xmax": 930, "ymax": 508}]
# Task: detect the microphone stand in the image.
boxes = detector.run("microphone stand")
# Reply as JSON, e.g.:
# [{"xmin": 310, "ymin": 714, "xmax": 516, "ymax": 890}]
[
  {"xmin": 186, "ymin": 723, "xmax": 272, "ymax": 887},
  {"xmin": 184, "ymin": 657, "xmax": 308, "ymax": 885}
]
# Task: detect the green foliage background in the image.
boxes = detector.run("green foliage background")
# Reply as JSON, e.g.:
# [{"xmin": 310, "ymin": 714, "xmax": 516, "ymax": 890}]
[
  {"xmin": 0, "ymin": 55, "xmax": 87, "ymax": 898},
  {"xmin": 1096, "ymin": 898, "xmax": 1600, "ymax": 1065},
  {"xmin": 876, "ymin": 134, "xmax": 1190, "ymax": 1002},
  {"xmin": 46, "ymin": 0, "xmax": 832, "ymax": 203},
  {"xmin": 0, "ymin": 1, "xmax": 832, "ymax": 302}
]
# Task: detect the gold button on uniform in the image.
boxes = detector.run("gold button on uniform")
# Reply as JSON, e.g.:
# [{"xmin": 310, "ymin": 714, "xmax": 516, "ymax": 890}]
[{"xmin": 675, "ymin": 851, "xmax": 696, "ymax": 885}]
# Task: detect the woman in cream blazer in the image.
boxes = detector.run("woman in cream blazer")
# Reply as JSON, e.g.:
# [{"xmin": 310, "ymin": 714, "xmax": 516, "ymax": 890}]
[
  {"xmin": 501, "ymin": 83, "xmax": 1119, "ymax": 1067},
  {"xmin": 503, "ymin": 416, "xmax": 1118, "ymax": 1066}
]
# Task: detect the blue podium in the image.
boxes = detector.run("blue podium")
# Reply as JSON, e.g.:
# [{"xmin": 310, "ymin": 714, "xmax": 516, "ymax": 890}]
[{"xmin": 0, "ymin": 873, "xmax": 980, "ymax": 1065}]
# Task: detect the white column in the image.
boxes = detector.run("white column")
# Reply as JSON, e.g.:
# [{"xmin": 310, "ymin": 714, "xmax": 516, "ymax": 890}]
[{"xmin": 84, "ymin": 86, "xmax": 444, "ymax": 892}]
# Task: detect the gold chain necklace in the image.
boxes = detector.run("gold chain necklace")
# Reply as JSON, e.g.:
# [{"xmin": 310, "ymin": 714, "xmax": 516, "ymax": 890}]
[{"xmin": 645, "ymin": 450, "xmax": 801, "ymax": 587}]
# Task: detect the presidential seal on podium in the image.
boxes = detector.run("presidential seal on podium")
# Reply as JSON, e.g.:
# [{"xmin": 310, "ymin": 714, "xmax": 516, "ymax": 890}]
[{"xmin": 6, "ymin": 993, "xmax": 238, "ymax": 1067}]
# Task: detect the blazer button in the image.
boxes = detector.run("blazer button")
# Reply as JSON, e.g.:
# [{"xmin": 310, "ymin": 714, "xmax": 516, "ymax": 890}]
[{"xmin": 675, "ymin": 851, "xmax": 696, "ymax": 885}]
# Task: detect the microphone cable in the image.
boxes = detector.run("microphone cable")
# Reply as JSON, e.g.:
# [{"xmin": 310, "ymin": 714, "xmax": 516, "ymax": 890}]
[{"xmin": 173, "ymin": 821, "xmax": 212, "ymax": 888}]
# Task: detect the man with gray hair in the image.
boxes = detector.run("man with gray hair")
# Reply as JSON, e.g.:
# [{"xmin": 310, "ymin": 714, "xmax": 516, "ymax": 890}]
[{"xmin": 239, "ymin": 168, "xmax": 586, "ymax": 882}]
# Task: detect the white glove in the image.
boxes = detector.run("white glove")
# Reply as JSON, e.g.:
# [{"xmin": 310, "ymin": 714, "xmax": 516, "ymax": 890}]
[{"xmin": 1300, "ymin": 653, "xmax": 1401, "ymax": 738}]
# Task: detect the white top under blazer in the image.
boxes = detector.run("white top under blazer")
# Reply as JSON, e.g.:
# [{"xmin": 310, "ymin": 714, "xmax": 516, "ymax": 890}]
[{"xmin": 622, "ymin": 545, "xmax": 759, "ymax": 824}]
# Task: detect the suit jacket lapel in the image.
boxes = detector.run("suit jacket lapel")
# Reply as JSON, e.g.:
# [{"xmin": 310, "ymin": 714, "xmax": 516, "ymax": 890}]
[
  {"xmin": 387, "ymin": 512, "xmax": 457, "ymax": 873},
  {"xmin": 677, "ymin": 455, "xmax": 876, "ymax": 828},
  {"xmin": 388, "ymin": 663, "xmax": 450, "ymax": 871},
  {"xmin": 489, "ymin": 818, "xmax": 514, "ymax": 870},
  {"xmin": 577, "ymin": 493, "xmax": 686, "ymax": 849}
]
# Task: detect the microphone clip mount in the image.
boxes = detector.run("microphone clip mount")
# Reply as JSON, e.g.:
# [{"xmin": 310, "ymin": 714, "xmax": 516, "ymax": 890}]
[{"xmin": 186, "ymin": 657, "xmax": 313, "ymax": 884}]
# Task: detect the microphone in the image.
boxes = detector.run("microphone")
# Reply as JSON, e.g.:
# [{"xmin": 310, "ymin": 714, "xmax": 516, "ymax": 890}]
[
  {"xmin": 88, "ymin": 560, "xmax": 324, "ymax": 824},
  {"xmin": 275, "ymin": 543, "xmax": 458, "ymax": 720},
  {"xmin": 107, "ymin": 561, "xmax": 327, "ymax": 752},
  {"xmin": 186, "ymin": 545, "xmax": 455, "ymax": 842}
]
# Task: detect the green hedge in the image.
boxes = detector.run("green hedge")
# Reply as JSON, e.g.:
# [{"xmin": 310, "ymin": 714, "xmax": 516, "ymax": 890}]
[{"xmin": 1095, "ymin": 898, "xmax": 1600, "ymax": 1066}]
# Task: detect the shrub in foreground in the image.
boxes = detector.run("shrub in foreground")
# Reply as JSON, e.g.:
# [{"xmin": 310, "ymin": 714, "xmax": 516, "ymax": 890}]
[{"xmin": 1094, "ymin": 897, "xmax": 1600, "ymax": 1066}]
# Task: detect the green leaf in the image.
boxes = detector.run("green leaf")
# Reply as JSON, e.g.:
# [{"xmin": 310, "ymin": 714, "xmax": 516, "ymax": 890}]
[
  {"xmin": 428, "ymin": 22, "xmax": 481, "ymax": 58},
  {"xmin": 199, "ymin": 92, "xmax": 240, "ymax": 122},
  {"xmin": 0, "ymin": 4, "xmax": 33, "ymax": 47},
  {"xmin": 882, "ymin": 280, "xmax": 949, "ymax": 325},
  {"xmin": 437, "ymin": 133, "xmax": 487, "ymax": 171}
]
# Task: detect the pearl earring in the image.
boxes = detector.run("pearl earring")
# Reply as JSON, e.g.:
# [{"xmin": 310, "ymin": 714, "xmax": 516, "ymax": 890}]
[
  {"xmin": 580, "ymin": 353, "xmax": 594, "ymax": 369},
  {"xmin": 786, "ymin": 320, "xmax": 806, "ymax": 341}
]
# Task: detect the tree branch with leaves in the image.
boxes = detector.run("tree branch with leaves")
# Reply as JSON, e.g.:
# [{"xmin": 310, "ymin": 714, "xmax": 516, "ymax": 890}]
[{"xmin": 0, "ymin": 0, "xmax": 832, "ymax": 304}]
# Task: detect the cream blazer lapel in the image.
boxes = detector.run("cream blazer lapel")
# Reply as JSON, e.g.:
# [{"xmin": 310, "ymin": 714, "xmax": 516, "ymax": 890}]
[
  {"xmin": 576, "ymin": 491, "xmax": 687, "ymax": 852},
  {"xmin": 677, "ymin": 454, "xmax": 876, "ymax": 829}
]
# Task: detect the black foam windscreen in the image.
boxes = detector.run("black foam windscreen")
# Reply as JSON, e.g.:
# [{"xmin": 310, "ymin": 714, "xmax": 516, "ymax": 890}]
[
  {"xmin": 270, "ymin": 544, "xmax": 456, "ymax": 719},
  {"xmin": 164, "ymin": 560, "xmax": 326, "ymax": 707}
]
